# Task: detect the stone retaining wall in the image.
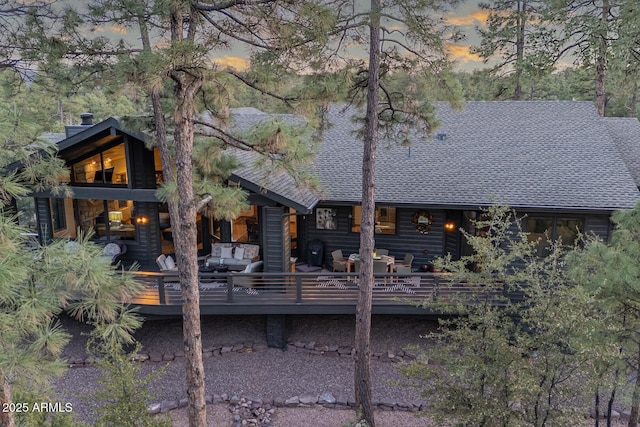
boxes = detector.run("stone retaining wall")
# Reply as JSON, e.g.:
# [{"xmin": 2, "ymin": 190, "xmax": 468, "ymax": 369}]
[
  {"xmin": 64, "ymin": 340, "xmax": 419, "ymax": 367},
  {"xmin": 146, "ymin": 391, "xmax": 427, "ymax": 415},
  {"xmin": 64, "ymin": 340, "xmax": 426, "ymax": 417}
]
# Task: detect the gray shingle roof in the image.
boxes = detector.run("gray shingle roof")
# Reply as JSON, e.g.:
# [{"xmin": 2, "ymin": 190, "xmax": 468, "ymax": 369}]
[
  {"xmin": 39, "ymin": 132, "xmax": 65, "ymax": 144},
  {"xmin": 230, "ymin": 149, "xmax": 320, "ymax": 212},
  {"xmin": 604, "ymin": 117, "xmax": 640, "ymax": 189},
  {"xmin": 226, "ymin": 111, "xmax": 321, "ymax": 212},
  {"xmin": 313, "ymin": 101, "xmax": 640, "ymax": 211}
]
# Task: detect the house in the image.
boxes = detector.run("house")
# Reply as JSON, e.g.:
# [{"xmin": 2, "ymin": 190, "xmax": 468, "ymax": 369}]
[
  {"xmin": 283, "ymin": 101, "xmax": 640, "ymax": 270},
  {"xmin": 25, "ymin": 101, "xmax": 640, "ymax": 275},
  {"xmin": 26, "ymin": 112, "xmax": 317, "ymax": 273}
]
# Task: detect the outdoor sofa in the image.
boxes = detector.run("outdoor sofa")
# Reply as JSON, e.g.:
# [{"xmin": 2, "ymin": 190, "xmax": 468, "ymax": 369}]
[{"xmin": 206, "ymin": 242, "xmax": 260, "ymax": 271}]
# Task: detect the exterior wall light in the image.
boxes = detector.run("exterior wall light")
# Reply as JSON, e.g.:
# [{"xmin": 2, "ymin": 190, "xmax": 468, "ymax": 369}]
[
  {"xmin": 444, "ymin": 221, "xmax": 456, "ymax": 232},
  {"xmin": 136, "ymin": 216, "xmax": 148, "ymax": 225}
]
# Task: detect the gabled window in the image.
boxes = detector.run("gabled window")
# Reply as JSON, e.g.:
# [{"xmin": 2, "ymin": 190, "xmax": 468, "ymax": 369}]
[{"xmin": 71, "ymin": 143, "xmax": 127, "ymax": 185}]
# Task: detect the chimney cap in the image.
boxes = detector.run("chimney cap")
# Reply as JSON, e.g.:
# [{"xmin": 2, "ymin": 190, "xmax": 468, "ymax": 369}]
[{"xmin": 80, "ymin": 112, "xmax": 94, "ymax": 126}]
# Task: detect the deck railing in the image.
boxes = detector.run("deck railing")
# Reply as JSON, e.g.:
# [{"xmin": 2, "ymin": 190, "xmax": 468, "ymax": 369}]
[{"xmin": 128, "ymin": 270, "xmax": 510, "ymax": 315}]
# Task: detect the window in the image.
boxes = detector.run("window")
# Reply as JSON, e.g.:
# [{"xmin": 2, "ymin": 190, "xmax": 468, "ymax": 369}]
[
  {"xmin": 526, "ymin": 216, "xmax": 583, "ymax": 255},
  {"xmin": 71, "ymin": 143, "xmax": 127, "ymax": 184},
  {"xmin": 50, "ymin": 198, "xmax": 66, "ymax": 232},
  {"xmin": 231, "ymin": 206, "xmax": 259, "ymax": 242},
  {"xmin": 351, "ymin": 205, "xmax": 397, "ymax": 234},
  {"xmin": 76, "ymin": 199, "xmax": 139, "ymax": 241}
]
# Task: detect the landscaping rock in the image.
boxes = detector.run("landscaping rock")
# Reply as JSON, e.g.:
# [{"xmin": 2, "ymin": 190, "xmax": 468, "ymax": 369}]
[{"xmin": 318, "ymin": 391, "xmax": 336, "ymax": 405}]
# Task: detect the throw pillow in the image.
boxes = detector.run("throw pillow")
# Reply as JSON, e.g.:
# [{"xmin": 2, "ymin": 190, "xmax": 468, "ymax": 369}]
[
  {"xmin": 156, "ymin": 255, "xmax": 168, "ymax": 270},
  {"xmin": 103, "ymin": 243, "xmax": 121, "ymax": 257},
  {"xmin": 221, "ymin": 247, "xmax": 233, "ymax": 258},
  {"xmin": 243, "ymin": 245, "xmax": 259, "ymax": 259},
  {"xmin": 165, "ymin": 255, "xmax": 176, "ymax": 270},
  {"xmin": 211, "ymin": 244, "xmax": 222, "ymax": 257},
  {"xmin": 234, "ymin": 247, "xmax": 245, "ymax": 260}
]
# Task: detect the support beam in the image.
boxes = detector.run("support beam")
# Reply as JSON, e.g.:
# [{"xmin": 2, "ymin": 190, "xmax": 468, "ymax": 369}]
[{"xmin": 266, "ymin": 314, "xmax": 287, "ymax": 348}]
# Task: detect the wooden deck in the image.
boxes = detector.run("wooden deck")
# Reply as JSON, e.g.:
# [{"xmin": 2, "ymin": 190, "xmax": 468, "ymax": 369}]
[{"xmin": 129, "ymin": 271, "xmax": 509, "ymax": 316}]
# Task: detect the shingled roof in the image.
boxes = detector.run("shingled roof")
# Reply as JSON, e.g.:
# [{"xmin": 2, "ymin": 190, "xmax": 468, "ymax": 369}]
[
  {"xmin": 310, "ymin": 101, "xmax": 640, "ymax": 211},
  {"xmin": 604, "ymin": 117, "xmax": 640, "ymax": 189}
]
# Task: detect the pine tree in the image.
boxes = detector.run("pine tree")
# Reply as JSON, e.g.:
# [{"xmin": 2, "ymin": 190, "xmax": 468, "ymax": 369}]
[
  {"xmin": 474, "ymin": 0, "xmax": 557, "ymax": 100},
  {"xmin": 547, "ymin": 0, "xmax": 624, "ymax": 116},
  {"xmin": 0, "ymin": 91, "xmax": 142, "ymax": 427},
  {"xmin": 402, "ymin": 206, "xmax": 614, "ymax": 426},
  {"xmin": 567, "ymin": 201, "xmax": 640, "ymax": 427}
]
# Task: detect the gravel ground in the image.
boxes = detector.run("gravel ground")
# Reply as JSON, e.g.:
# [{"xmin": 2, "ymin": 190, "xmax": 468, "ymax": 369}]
[{"xmin": 53, "ymin": 314, "xmax": 439, "ymax": 424}]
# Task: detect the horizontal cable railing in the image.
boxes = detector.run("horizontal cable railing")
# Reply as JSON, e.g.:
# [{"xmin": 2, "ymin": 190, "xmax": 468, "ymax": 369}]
[{"xmin": 129, "ymin": 271, "xmax": 509, "ymax": 309}]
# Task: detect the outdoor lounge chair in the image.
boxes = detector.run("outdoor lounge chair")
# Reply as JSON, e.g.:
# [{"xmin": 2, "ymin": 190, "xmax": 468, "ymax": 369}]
[
  {"xmin": 375, "ymin": 249, "xmax": 389, "ymax": 256},
  {"xmin": 331, "ymin": 249, "xmax": 348, "ymax": 272}
]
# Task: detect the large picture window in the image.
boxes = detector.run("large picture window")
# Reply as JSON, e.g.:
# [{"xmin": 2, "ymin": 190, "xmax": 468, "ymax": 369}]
[
  {"xmin": 526, "ymin": 216, "xmax": 583, "ymax": 255},
  {"xmin": 351, "ymin": 205, "xmax": 397, "ymax": 234},
  {"xmin": 71, "ymin": 143, "xmax": 127, "ymax": 185},
  {"xmin": 77, "ymin": 199, "xmax": 138, "ymax": 241}
]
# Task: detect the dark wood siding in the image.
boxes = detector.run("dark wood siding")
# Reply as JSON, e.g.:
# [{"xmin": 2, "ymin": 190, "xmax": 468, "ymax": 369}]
[
  {"xmin": 120, "ymin": 202, "xmax": 162, "ymax": 270},
  {"xmin": 584, "ymin": 215, "xmax": 612, "ymax": 242},
  {"xmin": 262, "ymin": 207, "xmax": 288, "ymax": 272},
  {"xmin": 302, "ymin": 205, "xmax": 446, "ymax": 270},
  {"xmin": 444, "ymin": 211, "xmax": 462, "ymax": 260},
  {"xmin": 127, "ymin": 136, "xmax": 156, "ymax": 189}
]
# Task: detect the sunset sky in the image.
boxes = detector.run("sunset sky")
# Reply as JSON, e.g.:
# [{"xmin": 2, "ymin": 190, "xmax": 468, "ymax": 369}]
[
  {"xmin": 213, "ymin": 1, "xmax": 489, "ymax": 72},
  {"xmin": 87, "ymin": 1, "xmax": 489, "ymax": 72}
]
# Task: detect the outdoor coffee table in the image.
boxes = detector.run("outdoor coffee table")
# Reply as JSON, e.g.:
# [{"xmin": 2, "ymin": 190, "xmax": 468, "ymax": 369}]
[{"xmin": 199, "ymin": 265, "xmax": 220, "ymax": 283}]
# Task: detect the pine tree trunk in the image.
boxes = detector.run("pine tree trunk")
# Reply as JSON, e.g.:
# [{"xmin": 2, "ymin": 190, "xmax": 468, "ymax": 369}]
[
  {"xmin": 168, "ymin": 6, "xmax": 206, "ymax": 426},
  {"xmin": 0, "ymin": 379, "xmax": 15, "ymax": 427},
  {"xmin": 173, "ymin": 75, "xmax": 206, "ymax": 427},
  {"xmin": 595, "ymin": 0, "xmax": 610, "ymax": 117},
  {"xmin": 513, "ymin": 0, "xmax": 525, "ymax": 100},
  {"xmin": 628, "ymin": 342, "xmax": 640, "ymax": 427},
  {"xmin": 354, "ymin": 1, "xmax": 380, "ymax": 426},
  {"xmin": 629, "ymin": 80, "xmax": 637, "ymax": 117}
]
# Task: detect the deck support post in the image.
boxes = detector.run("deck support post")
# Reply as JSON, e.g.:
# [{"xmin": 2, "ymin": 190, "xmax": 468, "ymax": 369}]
[{"xmin": 266, "ymin": 314, "xmax": 287, "ymax": 349}]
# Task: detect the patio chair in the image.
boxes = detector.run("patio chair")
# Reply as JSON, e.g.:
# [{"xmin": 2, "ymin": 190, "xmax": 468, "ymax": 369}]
[
  {"xmin": 103, "ymin": 242, "xmax": 126, "ymax": 266},
  {"xmin": 111, "ymin": 242, "xmax": 127, "ymax": 266},
  {"xmin": 373, "ymin": 259, "xmax": 390, "ymax": 284},
  {"xmin": 331, "ymin": 249, "xmax": 348, "ymax": 272},
  {"xmin": 375, "ymin": 248, "xmax": 389, "ymax": 256},
  {"xmin": 395, "ymin": 264, "xmax": 412, "ymax": 274},
  {"xmin": 394, "ymin": 253, "xmax": 414, "ymax": 272}
]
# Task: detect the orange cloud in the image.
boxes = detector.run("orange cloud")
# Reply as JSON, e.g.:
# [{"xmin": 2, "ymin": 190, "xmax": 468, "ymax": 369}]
[
  {"xmin": 446, "ymin": 10, "xmax": 491, "ymax": 26},
  {"xmin": 110, "ymin": 25, "xmax": 128, "ymax": 35},
  {"xmin": 446, "ymin": 43, "xmax": 482, "ymax": 63},
  {"xmin": 93, "ymin": 25, "xmax": 127, "ymax": 35},
  {"xmin": 214, "ymin": 56, "xmax": 250, "ymax": 71}
]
